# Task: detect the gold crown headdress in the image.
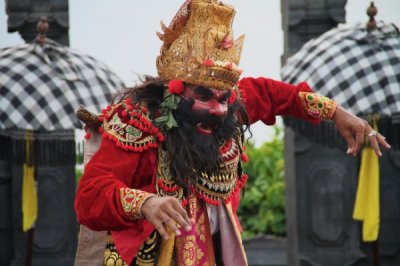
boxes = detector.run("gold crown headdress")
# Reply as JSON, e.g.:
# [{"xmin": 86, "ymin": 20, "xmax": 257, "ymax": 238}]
[{"xmin": 156, "ymin": 0, "xmax": 245, "ymax": 90}]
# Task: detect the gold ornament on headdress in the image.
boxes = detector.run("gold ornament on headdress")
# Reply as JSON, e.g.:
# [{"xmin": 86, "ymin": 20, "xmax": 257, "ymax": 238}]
[{"xmin": 156, "ymin": 0, "xmax": 245, "ymax": 91}]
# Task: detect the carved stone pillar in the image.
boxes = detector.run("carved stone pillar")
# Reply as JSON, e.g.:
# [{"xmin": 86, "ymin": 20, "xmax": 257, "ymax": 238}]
[
  {"xmin": 281, "ymin": 1, "xmax": 348, "ymax": 265},
  {"xmin": 281, "ymin": 0, "xmax": 346, "ymax": 62},
  {"xmin": 282, "ymin": 1, "xmax": 400, "ymax": 265}
]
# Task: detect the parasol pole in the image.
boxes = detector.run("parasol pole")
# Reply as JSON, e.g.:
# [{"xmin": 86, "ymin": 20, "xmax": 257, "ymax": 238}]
[
  {"xmin": 25, "ymin": 219, "xmax": 34, "ymax": 266},
  {"xmin": 23, "ymin": 18, "xmax": 48, "ymax": 266},
  {"xmin": 373, "ymin": 239, "xmax": 380, "ymax": 266},
  {"xmin": 367, "ymin": 3, "xmax": 380, "ymax": 264}
]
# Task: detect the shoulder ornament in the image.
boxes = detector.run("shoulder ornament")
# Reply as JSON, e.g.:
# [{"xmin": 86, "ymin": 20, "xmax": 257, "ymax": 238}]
[{"xmin": 99, "ymin": 98, "xmax": 165, "ymax": 152}]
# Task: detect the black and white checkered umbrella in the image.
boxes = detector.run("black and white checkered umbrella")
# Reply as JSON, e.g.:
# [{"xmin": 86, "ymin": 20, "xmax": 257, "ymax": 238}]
[
  {"xmin": 281, "ymin": 22, "xmax": 400, "ymax": 117},
  {"xmin": 281, "ymin": 22, "xmax": 400, "ymax": 148},
  {"xmin": 0, "ymin": 39, "xmax": 124, "ymax": 131}
]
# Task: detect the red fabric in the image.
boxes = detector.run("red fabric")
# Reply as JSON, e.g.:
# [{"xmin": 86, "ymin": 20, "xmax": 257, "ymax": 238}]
[
  {"xmin": 75, "ymin": 77, "xmax": 321, "ymax": 264},
  {"xmin": 75, "ymin": 137, "xmax": 158, "ymax": 264},
  {"xmin": 238, "ymin": 77, "xmax": 321, "ymax": 125}
]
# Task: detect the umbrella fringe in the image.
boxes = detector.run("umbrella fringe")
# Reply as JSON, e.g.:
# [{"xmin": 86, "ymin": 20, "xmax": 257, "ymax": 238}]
[
  {"xmin": 283, "ymin": 115, "xmax": 400, "ymax": 150},
  {"xmin": 0, "ymin": 130, "xmax": 76, "ymax": 165}
]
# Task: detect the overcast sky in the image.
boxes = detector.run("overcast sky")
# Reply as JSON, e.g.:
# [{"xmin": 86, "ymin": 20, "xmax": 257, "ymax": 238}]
[{"xmin": 1, "ymin": 1, "xmax": 399, "ymax": 144}]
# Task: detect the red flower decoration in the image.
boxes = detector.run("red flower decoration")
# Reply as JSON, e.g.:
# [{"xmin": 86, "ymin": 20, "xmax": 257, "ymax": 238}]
[
  {"xmin": 227, "ymin": 90, "xmax": 236, "ymax": 105},
  {"xmin": 168, "ymin": 79, "xmax": 185, "ymax": 95}
]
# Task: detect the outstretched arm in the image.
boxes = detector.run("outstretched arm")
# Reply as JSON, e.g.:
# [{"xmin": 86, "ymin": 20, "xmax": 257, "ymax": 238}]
[
  {"xmin": 297, "ymin": 90, "xmax": 391, "ymax": 156},
  {"xmin": 238, "ymin": 77, "xmax": 391, "ymax": 156}
]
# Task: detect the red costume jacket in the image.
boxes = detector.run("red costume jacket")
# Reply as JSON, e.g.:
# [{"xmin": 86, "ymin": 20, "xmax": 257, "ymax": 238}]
[{"xmin": 75, "ymin": 77, "xmax": 323, "ymax": 264}]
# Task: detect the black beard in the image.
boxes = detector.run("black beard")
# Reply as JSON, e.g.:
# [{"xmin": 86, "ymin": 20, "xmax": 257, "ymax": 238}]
[{"xmin": 164, "ymin": 99, "xmax": 239, "ymax": 189}]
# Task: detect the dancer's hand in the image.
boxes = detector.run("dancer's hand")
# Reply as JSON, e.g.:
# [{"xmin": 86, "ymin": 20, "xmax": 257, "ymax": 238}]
[
  {"xmin": 332, "ymin": 106, "xmax": 391, "ymax": 156},
  {"xmin": 141, "ymin": 196, "xmax": 192, "ymax": 240}
]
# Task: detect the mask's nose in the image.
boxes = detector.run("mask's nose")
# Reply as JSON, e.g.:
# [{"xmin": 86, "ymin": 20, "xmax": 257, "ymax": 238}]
[{"xmin": 208, "ymin": 103, "xmax": 227, "ymax": 117}]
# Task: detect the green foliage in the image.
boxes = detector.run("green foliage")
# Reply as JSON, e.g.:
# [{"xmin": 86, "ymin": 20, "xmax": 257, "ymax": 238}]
[
  {"xmin": 75, "ymin": 167, "xmax": 83, "ymax": 185},
  {"xmin": 238, "ymin": 126, "xmax": 286, "ymax": 238}
]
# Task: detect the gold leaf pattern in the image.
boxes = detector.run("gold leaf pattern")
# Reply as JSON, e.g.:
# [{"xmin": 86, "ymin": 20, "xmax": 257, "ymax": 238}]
[
  {"xmin": 299, "ymin": 92, "xmax": 338, "ymax": 120},
  {"xmin": 176, "ymin": 235, "xmax": 205, "ymax": 266},
  {"xmin": 196, "ymin": 213, "xmax": 206, "ymax": 242}
]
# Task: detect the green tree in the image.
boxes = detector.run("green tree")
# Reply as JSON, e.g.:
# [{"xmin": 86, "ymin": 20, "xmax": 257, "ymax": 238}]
[{"xmin": 238, "ymin": 126, "xmax": 286, "ymax": 238}]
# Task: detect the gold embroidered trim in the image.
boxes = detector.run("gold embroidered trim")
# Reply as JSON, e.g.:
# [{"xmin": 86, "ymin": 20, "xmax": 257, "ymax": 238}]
[
  {"xmin": 299, "ymin": 92, "xmax": 338, "ymax": 120},
  {"xmin": 175, "ymin": 235, "xmax": 205, "ymax": 266},
  {"xmin": 134, "ymin": 231, "xmax": 161, "ymax": 265},
  {"xmin": 105, "ymin": 115, "xmax": 153, "ymax": 144},
  {"xmin": 119, "ymin": 188, "xmax": 155, "ymax": 220},
  {"xmin": 104, "ymin": 240, "xmax": 128, "ymax": 266},
  {"xmin": 100, "ymin": 101, "xmax": 163, "ymax": 152}
]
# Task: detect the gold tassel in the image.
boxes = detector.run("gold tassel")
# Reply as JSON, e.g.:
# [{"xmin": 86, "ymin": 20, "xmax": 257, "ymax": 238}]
[{"xmin": 22, "ymin": 130, "xmax": 38, "ymax": 232}]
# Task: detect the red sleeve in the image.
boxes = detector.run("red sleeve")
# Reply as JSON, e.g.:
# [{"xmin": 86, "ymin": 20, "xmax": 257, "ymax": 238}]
[
  {"xmin": 238, "ymin": 77, "xmax": 321, "ymax": 125},
  {"xmin": 75, "ymin": 137, "xmax": 157, "ymax": 231}
]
